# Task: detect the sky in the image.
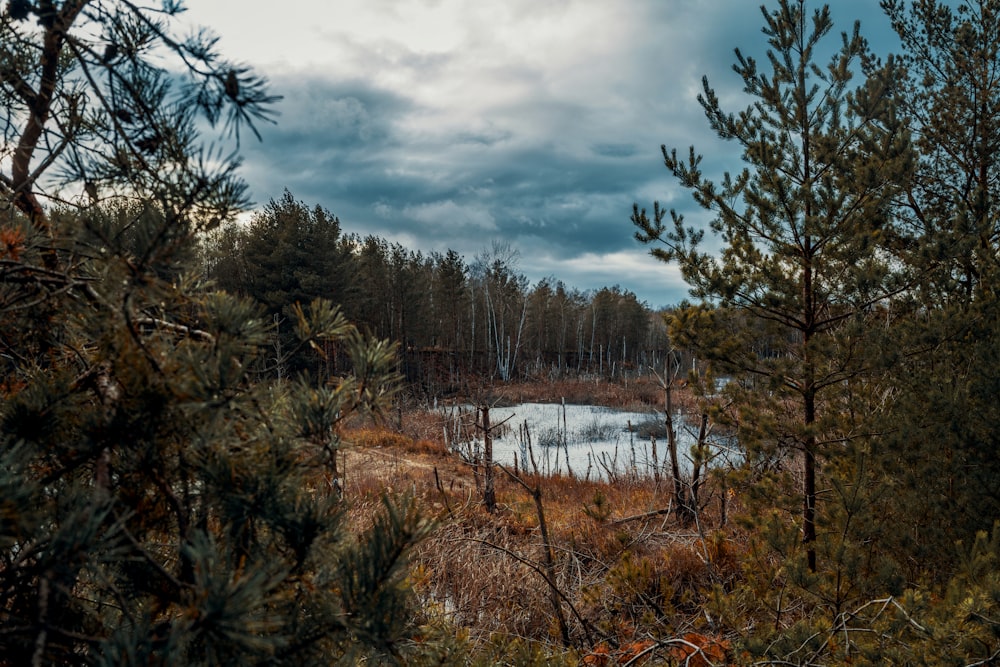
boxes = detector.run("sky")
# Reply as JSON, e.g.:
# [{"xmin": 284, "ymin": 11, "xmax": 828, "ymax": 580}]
[{"xmin": 180, "ymin": 0, "xmax": 899, "ymax": 309}]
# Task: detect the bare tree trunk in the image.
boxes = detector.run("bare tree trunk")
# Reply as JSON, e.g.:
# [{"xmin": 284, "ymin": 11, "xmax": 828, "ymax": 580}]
[
  {"xmin": 691, "ymin": 413, "xmax": 709, "ymax": 507},
  {"xmin": 532, "ymin": 480, "xmax": 570, "ymax": 646},
  {"xmin": 589, "ymin": 305, "xmax": 596, "ymax": 372},
  {"xmin": 561, "ymin": 398, "xmax": 573, "ymax": 477},
  {"xmin": 664, "ymin": 354, "xmax": 692, "ymax": 525},
  {"xmin": 508, "ymin": 299, "xmax": 528, "ymax": 380},
  {"xmin": 496, "ymin": 465, "xmax": 573, "ymax": 646},
  {"xmin": 804, "ymin": 388, "xmax": 817, "ymax": 572},
  {"xmin": 665, "ymin": 386, "xmax": 686, "ymax": 523},
  {"xmin": 481, "ymin": 405, "xmax": 496, "ymax": 513},
  {"xmin": 650, "ymin": 433, "xmax": 660, "ymax": 486}
]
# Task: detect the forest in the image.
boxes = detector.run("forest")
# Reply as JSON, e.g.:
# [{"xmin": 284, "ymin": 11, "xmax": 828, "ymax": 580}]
[
  {"xmin": 3, "ymin": 0, "xmax": 1000, "ymax": 665},
  {"xmin": 200, "ymin": 194, "xmax": 667, "ymax": 391}
]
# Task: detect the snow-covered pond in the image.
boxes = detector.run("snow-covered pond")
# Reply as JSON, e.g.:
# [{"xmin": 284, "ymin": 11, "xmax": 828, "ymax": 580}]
[{"xmin": 440, "ymin": 402, "xmax": 732, "ymax": 481}]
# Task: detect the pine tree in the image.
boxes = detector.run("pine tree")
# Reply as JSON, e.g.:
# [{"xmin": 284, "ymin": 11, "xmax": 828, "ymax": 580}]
[
  {"xmin": 202, "ymin": 190, "xmax": 361, "ymax": 379},
  {"xmin": 883, "ymin": 0, "xmax": 1000, "ymax": 303},
  {"xmin": 432, "ymin": 249, "xmax": 470, "ymax": 353},
  {"xmin": 873, "ymin": 0, "xmax": 1000, "ymax": 574},
  {"xmin": 0, "ymin": 2, "xmax": 442, "ymax": 664},
  {"xmin": 236, "ymin": 190, "xmax": 357, "ymax": 319},
  {"xmin": 632, "ymin": 0, "xmax": 913, "ymax": 574}
]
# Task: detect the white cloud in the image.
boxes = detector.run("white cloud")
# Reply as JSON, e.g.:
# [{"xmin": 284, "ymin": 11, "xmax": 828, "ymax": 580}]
[
  {"xmin": 521, "ymin": 249, "xmax": 688, "ymax": 308},
  {"xmin": 402, "ymin": 199, "xmax": 497, "ymax": 231}
]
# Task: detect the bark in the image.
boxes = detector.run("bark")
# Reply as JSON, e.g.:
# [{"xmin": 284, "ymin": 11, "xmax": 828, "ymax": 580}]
[
  {"xmin": 691, "ymin": 412, "xmax": 708, "ymax": 507},
  {"xmin": 481, "ymin": 405, "xmax": 496, "ymax": 513},
  {"xmin": 7, "ymin": 1, "xmax": 90, "ymax": 267},
  {"xmin": 804, "ymin": 388, "xmax": 817, "ymax": 572},
  {"xmin": 664, "ymin": 355, "xmax": 692, "ymax": 524}
]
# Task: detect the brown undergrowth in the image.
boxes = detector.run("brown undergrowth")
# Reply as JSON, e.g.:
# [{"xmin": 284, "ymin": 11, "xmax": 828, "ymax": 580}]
[
  {"xmin": 337, "ymin": 397, "xmax": 744, "ymax": 664},
  {"xmin": 468, "ymin": 375, "xmax": 699, "ymax": 414}
]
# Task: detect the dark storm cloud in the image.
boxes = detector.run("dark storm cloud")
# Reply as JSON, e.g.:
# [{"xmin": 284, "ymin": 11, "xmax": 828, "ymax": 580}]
[
  {"xmin": 454, "ymin": 128, "xmax": 514, "ymax": 146},
  {"xmin": 238, "ymin": 72, "xmax": 668, "ymax": 258},
  {"xmin": 244, "ymin": 79, "xmax": 409, "ymax": 162},
  {"xmin": 203, "ymin": 0, "xmax": 897, "ymax": 307},
  {"xmin": 234, "ymin": 78, "xmax": 425, "ymax": 205}
]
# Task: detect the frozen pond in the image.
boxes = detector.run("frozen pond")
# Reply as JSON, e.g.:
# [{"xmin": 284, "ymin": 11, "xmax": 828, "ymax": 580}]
[{"xmin": 441, "ymin": 402, "xmax": 729, "ymax": 481}]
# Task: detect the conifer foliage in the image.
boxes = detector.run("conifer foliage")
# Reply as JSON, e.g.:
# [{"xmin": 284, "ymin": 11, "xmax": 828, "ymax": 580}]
[
  {"xmin": 633, "ymin": 0, "xmax": 1000, "ymax": 663},
  {"xmin": 0, "ymin": 2, "xmax": 430, "ymax": 664},
  {"xmin": 632, "ymin": 0, "xmax": 913, "ymax": 572},
  {"xmin": 876, "ymin": 0, "xmax": 1000, "ymax": 564}
]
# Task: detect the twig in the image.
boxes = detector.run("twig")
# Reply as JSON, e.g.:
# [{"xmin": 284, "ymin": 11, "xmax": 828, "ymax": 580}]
[
  {"xmin": 621, "ymin": 635, "xmax": 726, "ymax": 667},
  {"xmin": 433, "ymin": 466, "xmax": 453, "ymax": 517},
  {"xmin": 133, "ymin": 317, "xmax": 215, "ymax": 342},
  {"xmin": 966, "ymin": 648, "xmax": 1000, "ymax": 667}
]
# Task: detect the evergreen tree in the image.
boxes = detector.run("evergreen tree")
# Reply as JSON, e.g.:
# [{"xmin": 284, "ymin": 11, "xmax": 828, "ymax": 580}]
[
  {"xmin": 874, "ymin": 0, "xmax": 1000, "ymax": 573},
  {"xmin": 201, "ymin": 222, "xmax": 252, "ymax": 298},
  {"xmin": 351, "ymin": 234, "xmax": 394, "ymax": 337},
  {"xmin": 632, "ymin": 0, "xmax": 912, "ymax": 575},
  {"xmin": 525, "ymin": 276, "xmax": 557, "ymax": 373},
  {"xmin": 237, "ymin": 190, "xmax": 357, "ymax": 318},
  {"xmin": 0, "ymin": 0, "xmax": 277, "ymax": 237},
  {"xmin": 0, "ymin": 2, "xmax": 440, "ymax": 663},
  {"xmin": 231, "ymin": 190, "xmax": 359, "ymax": 378},
  {"xmin": 432, "ymin": 248, "xmax": 470, "ymax": 353},
  {"xmin": 883, "ymin": 0, "xmax": 1000, "ymax": 303}
]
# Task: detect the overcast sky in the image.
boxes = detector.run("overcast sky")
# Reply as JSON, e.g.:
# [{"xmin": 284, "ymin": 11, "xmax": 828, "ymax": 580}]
[{"xmin": 181, "ymin": 1, "xmax": 898, "ymax": 309}]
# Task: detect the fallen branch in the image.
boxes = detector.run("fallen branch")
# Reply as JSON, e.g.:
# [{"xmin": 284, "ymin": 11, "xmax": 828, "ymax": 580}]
[
  {"xmin": 134, "ymin": 317, "xmax": 214, "ymax": 342},
  {"xmin": 611, "ymin": 502, "xmax": 673, "ymax": 526}
]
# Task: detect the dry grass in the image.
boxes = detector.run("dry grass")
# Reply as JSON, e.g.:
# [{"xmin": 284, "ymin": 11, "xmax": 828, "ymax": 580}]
[
  {"xmin": 333, "ymin": 391, "xmax": 744, "ymax": 661},
  {"xmin": 488, "ymin": 376, "xmax": 666, "ymax": 410}
]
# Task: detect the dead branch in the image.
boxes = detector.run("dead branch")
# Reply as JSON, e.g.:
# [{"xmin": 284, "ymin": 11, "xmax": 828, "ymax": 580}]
[{"xmin": 611, "ymin": 502, "xmax": 673, "ymax": 526}]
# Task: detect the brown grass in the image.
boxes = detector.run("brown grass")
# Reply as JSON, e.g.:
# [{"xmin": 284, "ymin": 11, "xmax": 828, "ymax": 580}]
[
  {"xmin": 486, "ymin": 376, "xmax": 666, "ymax": 410},
  {"xmin": 332, "ymin": 385, "xmax": 747, "ymax": 660}
]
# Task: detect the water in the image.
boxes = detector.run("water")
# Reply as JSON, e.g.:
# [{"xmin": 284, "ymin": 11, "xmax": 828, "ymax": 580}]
[{"xmin": 441, "ymin": 402, "xmax": 731, "ymax": 481}]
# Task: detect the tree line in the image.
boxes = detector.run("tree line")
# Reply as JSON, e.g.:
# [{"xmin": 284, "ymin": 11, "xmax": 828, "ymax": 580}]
[{"xmin": 201, "ymin": 190, "xmax": 668, "ymax": 391}]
